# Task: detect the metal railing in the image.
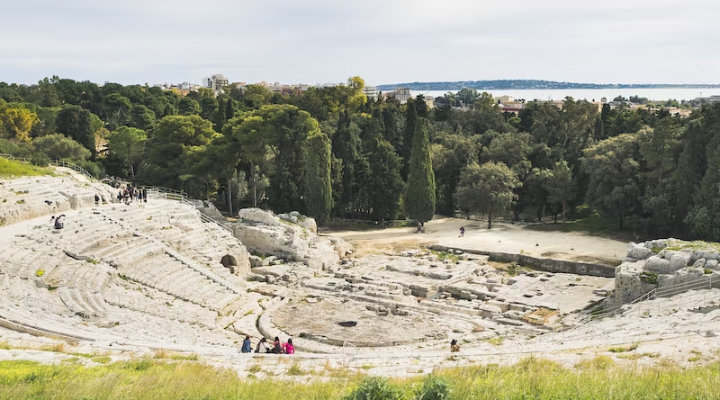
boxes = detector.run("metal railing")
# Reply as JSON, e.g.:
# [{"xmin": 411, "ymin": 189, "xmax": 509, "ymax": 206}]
[
  {"xmin": 0, "ymin": 153, "xmax": 94, "ymax": 179},
  {"xmin": 53, "ymin": 159, "xmax": 94, "ymax": 179},
  {"xmin": 577, "ymin": 274, "xmax": 718, "ymax": 323},
  {"xmin": 142, "ymin": 185, "xmax": 232, "ymax": 234}
]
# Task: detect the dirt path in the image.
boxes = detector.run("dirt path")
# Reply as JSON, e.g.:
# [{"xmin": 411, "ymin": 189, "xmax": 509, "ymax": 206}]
[{"xmin": 327, "ymin": 217, "xmax": 628, "ymax": 265}]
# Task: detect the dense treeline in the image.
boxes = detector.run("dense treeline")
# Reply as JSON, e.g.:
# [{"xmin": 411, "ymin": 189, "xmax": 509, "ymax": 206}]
[{"xmin": 1, "ymin": 76, "xmax": 719, "ymax": 240}]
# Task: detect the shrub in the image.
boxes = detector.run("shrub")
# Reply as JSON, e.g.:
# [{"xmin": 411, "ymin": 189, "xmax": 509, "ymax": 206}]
[
  {"xmin": 30, "ymin": 152, "xmax": 50, "ymax": 167},
  {"xmin": 344, "ymin": 377, "xmax": 403, "ymax": 400},
  {"xmin": 415, "ymin": 375, "xmax": 451, "ymax": 400},
  {"xmin": 639, "ymin": 272, "xmax": 658, "ymax": 285}
]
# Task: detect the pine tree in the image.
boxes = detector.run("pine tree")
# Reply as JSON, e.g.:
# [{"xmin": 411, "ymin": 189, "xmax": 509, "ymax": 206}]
[{"xmin": 404, "ymin": 118, "xmax": 436, "ymax": 230}]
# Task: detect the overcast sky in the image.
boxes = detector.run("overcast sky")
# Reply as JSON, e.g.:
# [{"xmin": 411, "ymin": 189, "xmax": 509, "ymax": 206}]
[{"xmin": 2, "ymin": 0, "xmax": 718, "ymax": 86}]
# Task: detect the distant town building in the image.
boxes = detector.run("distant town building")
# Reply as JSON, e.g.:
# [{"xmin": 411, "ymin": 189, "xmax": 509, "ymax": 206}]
[
  {"xmin": 153, "ymin": 82, "xmax": 202, "ymax": 94},
  {"xmin": 204, "ymin": 74, "xmax": 229, "ymax": 93},
  {"xmin": 388, "ymin": 87, "xmax": 412, "ymax": 104},
  {"xmin": 363, "ymin": 85, "xmax": 378, "ymax": 100},
  {"xmin": 495, "ymin": 95, "xmax": 524, "ymax": 114},
  {"xmin": 700, "ymin": 95, "xmax": 720, "ymax": 104},
  {"xmin": 422, "ymin": 95, "xmax": 435, "ymax": 109}
]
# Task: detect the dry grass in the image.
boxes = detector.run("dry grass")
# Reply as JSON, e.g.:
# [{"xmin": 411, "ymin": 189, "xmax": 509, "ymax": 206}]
[
  {"xmin": 349, "ymin": 239, "xmax": 431, "ymax": 256},
  {"xmin": 3, "ymin": 356, "xmax": 720, "ymax": 399}
]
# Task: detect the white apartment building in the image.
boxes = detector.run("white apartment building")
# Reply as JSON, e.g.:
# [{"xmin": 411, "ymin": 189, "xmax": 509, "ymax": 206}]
[{"xmin": 204, "ymin": 74, "xmax": 229, "ymax": 92}]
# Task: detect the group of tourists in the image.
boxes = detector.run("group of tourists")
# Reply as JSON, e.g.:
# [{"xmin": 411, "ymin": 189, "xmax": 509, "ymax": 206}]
[
  {"xmin": 241, "ymin": 336, "xmax": 294, "ymax": 355},
  {"xmin": 117, "ymin": 185, "xmax": 147, "ymax": 204}
]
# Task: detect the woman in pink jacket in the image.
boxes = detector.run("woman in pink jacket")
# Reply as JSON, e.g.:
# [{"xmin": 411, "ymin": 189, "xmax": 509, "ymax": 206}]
[{"xmin": 282, "ymin": 338, "xmax": 295, "ymax": 354}]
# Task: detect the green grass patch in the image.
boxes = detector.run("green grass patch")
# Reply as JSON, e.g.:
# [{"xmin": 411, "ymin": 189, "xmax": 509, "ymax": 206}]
[
  {"xmin": 431, "ymin": 250, "xmax": 459, "ymax": 263},
  {"xmin": 639, "ymin": 272, "xmax": 658, "ymax": 285},
  {"xmin": 486, "ymin": 336, "xmax": 504, "ymax": 346},
  {"xmin": 664, "ymin": 239, "xmax": 720, "ymax": 253},
  {"xmin": 287, "ymin": 363, "xmax": 306, "ymax": 376},
  {"xmin": 152, "ymin": 350, "xmax": 197, "ymax": 361},
  {"xmin": 608, "ymin": 343, "xmax": 639, "ymax": 353},
  {"xmin": 3, "ymin": 357, "xmax": 720, "ymax": 399},
  {"xmin": 0, "ymin": 158, "xmax": 53, "ymax": 178},
  {"xmin": 90, "ymin": 356, "xmax": 112, "ymax": 364}
]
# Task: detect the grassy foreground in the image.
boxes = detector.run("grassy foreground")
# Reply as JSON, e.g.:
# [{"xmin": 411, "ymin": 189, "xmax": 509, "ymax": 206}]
[
  {"xmin": 1, "ymin": 356, "xmax": 720, "ymax": 399},
  {"xmin": 0, "ymin": 157, "xmax": 53, "ymax": 178}
]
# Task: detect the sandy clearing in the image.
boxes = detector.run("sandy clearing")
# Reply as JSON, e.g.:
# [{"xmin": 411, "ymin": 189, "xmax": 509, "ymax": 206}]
[{"xmin": 328, "ymin": 217, "xmax": 628, "ymax": 264}]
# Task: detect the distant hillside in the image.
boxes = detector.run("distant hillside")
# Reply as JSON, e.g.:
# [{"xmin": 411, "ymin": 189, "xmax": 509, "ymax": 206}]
[{"xmin": 376, "ymin": 80, "xmax": 720, "ymax": 91}]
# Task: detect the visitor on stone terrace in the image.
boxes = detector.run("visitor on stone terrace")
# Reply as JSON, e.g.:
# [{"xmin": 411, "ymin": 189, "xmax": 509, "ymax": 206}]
[
  {"xmin": 255, "ymin": 337, "xmax": 270, "ymax": 353},
  {"xmin": 241, "ymin": 336, "xmax": 252, "ymax": 353},
  {"xmin": 282, "ymin": 338, "xmax": 295, "ymax": 354},
  {"xmin": 271, "ymin": 337, "xmax": 282, "ymax": 354},
  {"xmin": 53, "ymin": 215, "xmax": 65, "ymax": 230},
  {"xmin": 450, "ymin": 339, "xmax": 460, "ymax": 352}
]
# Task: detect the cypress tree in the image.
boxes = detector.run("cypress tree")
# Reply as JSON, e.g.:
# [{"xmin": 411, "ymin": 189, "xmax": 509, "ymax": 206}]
[
  {"xmin": 401, "ymin": 98, "xmax": 417, "ymax": 179},
  {"xmin": 303, "ymin": 133, "xmax": 333, "ymax": 224},
  {"xmin": 214, "ymin": 98, "xmax": 226, "ymax": 132},
  {"xmin": 331, "ymin": 111, "xmax": 360, "ymax": 213},
  {"xmin": 382, "ymin": 107, "xmax": 400, "ymax": 149},
  {"xmin": 404, "ymin": 118, "xmax": 436, "ymax": 230},
  {"xmin": 225, "ymin": 98, "xmax": 235, "ymax": 121}
]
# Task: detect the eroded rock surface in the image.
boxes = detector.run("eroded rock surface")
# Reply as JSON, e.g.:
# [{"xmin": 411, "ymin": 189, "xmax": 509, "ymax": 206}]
[{"xmin": 232, "ymin": 208, "xmax": 351, "ymax": 270}]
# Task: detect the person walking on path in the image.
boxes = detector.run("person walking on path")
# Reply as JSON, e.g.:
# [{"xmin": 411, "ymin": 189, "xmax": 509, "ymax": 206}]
[{"xmin": 459, "ymin": 226, "xmax": 465, "ymax": 237}]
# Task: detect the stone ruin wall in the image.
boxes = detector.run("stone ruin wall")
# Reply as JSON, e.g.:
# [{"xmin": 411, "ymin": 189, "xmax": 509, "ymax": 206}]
[{"xmin": 605, "ymin": 239, "xmax": 720, "ymax": 308}]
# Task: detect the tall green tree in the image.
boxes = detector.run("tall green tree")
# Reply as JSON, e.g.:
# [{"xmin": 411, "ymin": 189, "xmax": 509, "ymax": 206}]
[
  {"xmin": 145, "ymin": 115, "xmax": 219, "ymax": 195},
  {"xmin": 55, "ymin": 105, "xmax": 101, "ymax": 157},
  {"xmin": 129, "ymin": 104, "xmax": 156, "ymax": 131},
  {"xmin": 303, "ymin": 133, "xmax": 333, "ymax": 223},
  {"xmin": 432, "ymin": 134, "xmax": 479, "ymax": 215},
  {"xmin": 367, "ymin": 138, "xmax": 404, "ymax": 221},
  {"xmin": 637, "ymin": 121, "xmax": 682, "ymax": 234},
  {"xmin": 331, "ymin": 111, "xmax": 361, "ymax": 214},
  {"xmin": 225, "ymin": 104, "xmax": 320, "ymax": 211},
  {"xmin": 401, "ymin": 98, "xmax": 417, "ymax": 179},
  {"xmin": 546, "ymin": 160, "xmax": 574, "ymax": 221},
  {"xmin": 404, "ymin": 118, "xmax": 436, "ymax": 230},
  {"xmin": 107, "ymin": 126, "xmax": 147, "ymax": 179},
  {"xmin": 178, "ymin": 97, "xmax": 201, "ymax": 115},
  {"xmin": 581, "ymin": 133, "xmax": 641, "ymax": 229},
  {"xmin": 102, "ymin": 92, "xmax": 132, "ymax": 129},
  {"xmin": 455, "ymin": 161, "xmax": 520, "ymax": 229}
]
